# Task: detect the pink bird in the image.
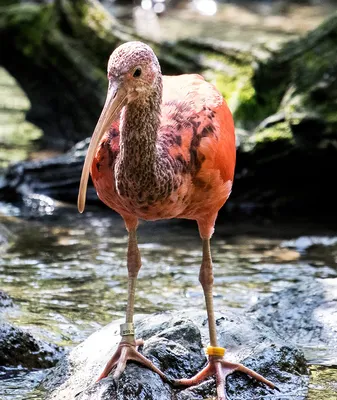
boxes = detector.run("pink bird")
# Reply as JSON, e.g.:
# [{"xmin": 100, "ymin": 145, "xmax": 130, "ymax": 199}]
[{"xmin": 78, "ymin": 41, "xmax": 275, "ymax": 399}]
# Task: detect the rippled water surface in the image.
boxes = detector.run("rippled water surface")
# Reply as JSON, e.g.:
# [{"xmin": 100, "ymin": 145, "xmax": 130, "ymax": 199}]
[{"xmin": 0, "ymin": 203, "xmax": 337, "ymax": 399}]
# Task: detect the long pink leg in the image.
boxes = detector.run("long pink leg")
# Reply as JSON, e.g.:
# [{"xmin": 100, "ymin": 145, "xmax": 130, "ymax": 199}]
[
  {"xmin": 199, "ymin": 237, "xmax": 226, "ymax": 400},
  {"xmin": 97, "ymin": 226, "xmax": 169, "ymax": 383},
  {"xmin": 174, "ymin": 234, "xmax": 276, "ymax": 399}
]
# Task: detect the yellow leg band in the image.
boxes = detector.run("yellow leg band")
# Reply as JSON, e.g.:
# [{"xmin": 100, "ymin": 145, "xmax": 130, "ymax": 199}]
[{"xmin": 206, "ymin": 346, "xmax": 226, "ymax": 357}]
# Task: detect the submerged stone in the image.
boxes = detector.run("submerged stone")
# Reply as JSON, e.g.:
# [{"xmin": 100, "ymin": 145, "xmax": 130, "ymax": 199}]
[{"xmin": 42, "ymin": 310, "xmax": 308, "ymax": 400}]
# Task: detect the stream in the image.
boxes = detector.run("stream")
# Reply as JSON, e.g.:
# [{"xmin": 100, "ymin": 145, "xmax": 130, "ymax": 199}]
[{"xmin": 0, "ymin": 202, "xmax": 337, "ymax": 399}]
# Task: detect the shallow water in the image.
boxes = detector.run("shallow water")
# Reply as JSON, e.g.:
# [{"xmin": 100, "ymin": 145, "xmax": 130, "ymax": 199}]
[{"xmin": 0, "ymin": 203, "xmax": 337, "ymax": 399}]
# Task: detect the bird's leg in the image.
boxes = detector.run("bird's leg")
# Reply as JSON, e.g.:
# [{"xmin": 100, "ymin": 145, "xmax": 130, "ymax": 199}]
[
  {"xmin": 174, "ymin": 238, "xmax": 276, "ymax": 399},
  {"xmin": 97, "ymin": 229, "xmax": 168, "ymax": 383}
]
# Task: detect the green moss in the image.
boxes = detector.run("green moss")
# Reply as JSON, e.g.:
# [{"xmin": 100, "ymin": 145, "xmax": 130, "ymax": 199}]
[
  {"xmin": 265, "ymin": 12, "xmax": 337, "ymax": 144},
  {"xmin": 0, "ymin": 149, "xmax": 29, "ymax": 168},
  {"xmin": 291, "ymin": 35, "xmax": 336, "ymax": 95},
  {"xmin": 204, "ymin": 68, "xmax": 269, "ymax": 129},
  {"xmin": 204, "ymin": 70, "xmax": 237, "ymax": 103},
  {"xmin": 242, "ymin": 122, "xmax": 295, "ymax": 159},
  {"xmin": 324, "ymin": 109, "xmax": 337, "ymax": 124},
  {"xmin": 81, "ymin": 1, "xmax": 114, "ymax": 39},
  {"xmin": 60, "ymin": 0, "xmax": 114, "ymax": 39},
  {"xmin": 253, "ymin": 122, "xmax": 294, "ymax": 144},
  {"xmin": 0, "ymin": 119, "xmax": 42, "ymax": 146},
  {"xmin": 199, "ymin": 52, "xmax": 276, "ymax": 129}
]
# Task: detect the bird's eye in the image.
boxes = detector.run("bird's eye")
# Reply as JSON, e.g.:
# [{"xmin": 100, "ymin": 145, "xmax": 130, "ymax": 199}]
[{"xmin": 133, "ymin": 68, "xmax": 142, "ymax": 78}]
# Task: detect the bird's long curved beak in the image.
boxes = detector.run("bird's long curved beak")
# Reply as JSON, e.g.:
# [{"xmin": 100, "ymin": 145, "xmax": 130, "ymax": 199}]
[{"xmin": 77, "ymin": 85, "xmax": 127, "ymax": 213}]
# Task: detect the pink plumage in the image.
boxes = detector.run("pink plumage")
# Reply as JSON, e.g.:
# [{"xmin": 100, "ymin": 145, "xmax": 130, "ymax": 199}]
[{"xmin": 77, "ymin": 42, "xmax": 275, "ymax": 399}]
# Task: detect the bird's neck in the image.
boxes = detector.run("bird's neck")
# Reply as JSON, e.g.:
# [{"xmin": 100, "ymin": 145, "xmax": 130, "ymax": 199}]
[
  {"xmin": 116, "ymin": 79, "xmax": 164, "ymax": 198},
  {"xmin": 119, "ymin": 90, "xmax": 161, "ymax": 165}
]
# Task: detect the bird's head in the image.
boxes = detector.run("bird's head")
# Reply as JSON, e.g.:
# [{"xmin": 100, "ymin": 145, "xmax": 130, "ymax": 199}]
[
  {"xmin": 107, "ymin": 41, "xmax": 161, "ymax": 102},
  {"xmin": 77, "ymin": 41, "xmax": 161, "ymax": 213}
]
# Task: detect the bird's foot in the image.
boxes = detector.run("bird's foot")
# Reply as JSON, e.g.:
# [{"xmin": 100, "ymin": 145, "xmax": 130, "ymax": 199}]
[
  {"xmin": 96, "ymin": 338, "xmax": 169, "ymax": 383},
  {"xmin": 174, "ymin": 356, "xmax": 277, "ymax": 400}
]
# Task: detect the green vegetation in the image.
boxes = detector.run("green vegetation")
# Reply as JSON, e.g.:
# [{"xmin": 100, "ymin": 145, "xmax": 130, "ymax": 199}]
[
  {"xmin": 248, "ymin": 122, "xmax": 294, "ymax": 150},
  {"xmin": 0, "ymin": 68, "xmax": 42, "ymax": 168}
]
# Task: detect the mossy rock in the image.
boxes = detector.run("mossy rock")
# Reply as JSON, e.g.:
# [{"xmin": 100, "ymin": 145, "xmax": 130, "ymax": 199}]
[
  {"xmin": 229, "ymin": 12, "xmax": 337, "ymax": 215},
  {"xmin": 254, "ymin": 11, "xmax": 337, "ymax": 148},
  {"xmin": 0, "ymin": 67, "xmax": 42, "ymax": 169},
  {"xmin": 233, "ymin": 117, "xmax": 336, "ymax": 215}
]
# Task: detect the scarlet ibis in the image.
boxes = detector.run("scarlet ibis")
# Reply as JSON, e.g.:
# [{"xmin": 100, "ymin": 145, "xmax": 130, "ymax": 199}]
[{"xmin": 78, "ymin": 41, "xmax": 275, "ymax": 399}]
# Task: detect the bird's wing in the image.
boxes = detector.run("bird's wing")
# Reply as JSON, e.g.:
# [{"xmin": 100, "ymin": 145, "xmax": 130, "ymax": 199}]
[
  {"xmin": 160, "ymin": 74, "xmax": 236, "ymax": 186},
  {"xmin": 162, "ymin": 74, "xmax": 223, "ymax": 113}
]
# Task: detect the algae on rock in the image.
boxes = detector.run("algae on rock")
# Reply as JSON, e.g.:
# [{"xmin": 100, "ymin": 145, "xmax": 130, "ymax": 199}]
[{"xmin": 232, "ymin": 11, "xmax": 337, "ymax": 215}]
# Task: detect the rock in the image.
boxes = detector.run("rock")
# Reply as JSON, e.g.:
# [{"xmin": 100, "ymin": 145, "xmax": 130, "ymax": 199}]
[
  {"xmin": 0, "ymin": 138, "xmax": 97, "ymax": 205},
  {"xmin": 42, "ymin": 310, "xmax": 308, "ymax": 399},
  {"xmin": 248, "ymin": 278, "xmax": 337, "ymax": 366},
  {"xmin": 0, "ymin": 0, "xmax": 110, "ymax": 148},
  {"xmin": 231, "ymin": 12, "xmax": 337, "ymax": 215},
  {"xmin": 0, "ymin": 321, "xmax": 64, "ymax": 369}
]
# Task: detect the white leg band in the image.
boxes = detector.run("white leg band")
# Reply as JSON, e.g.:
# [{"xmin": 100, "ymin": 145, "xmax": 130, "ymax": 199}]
[{"xmin": 120, "ymin": 323, "xmax": 135, "ymax": 336}]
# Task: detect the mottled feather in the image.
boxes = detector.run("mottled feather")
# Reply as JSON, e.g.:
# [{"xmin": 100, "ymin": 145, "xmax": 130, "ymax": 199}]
[{"xmin": 91, "ymin": 73, "xmax": 235, "ymax": 237}]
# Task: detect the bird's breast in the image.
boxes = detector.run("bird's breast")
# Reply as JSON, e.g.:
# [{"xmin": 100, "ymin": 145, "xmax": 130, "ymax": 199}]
[
  {"xmin": 91, "ymin": 145, "xmax": 188, "ymax": 220},
  {"xmin": 92, "ymin": 152, "xmax": 231, "ymax": 222}
]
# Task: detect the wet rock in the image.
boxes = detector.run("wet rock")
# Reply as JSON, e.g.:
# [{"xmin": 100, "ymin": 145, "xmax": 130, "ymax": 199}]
[
  {"xmin": 248, "ymin": 278, "xmax": 337, "ymax": 366},
  {"xmin": 0, "ymin": 321, "xmax": 64, "ymax": 369},
  {"xmin": 42, "ymin": 310, "xmax": 308, "ymax": 399},
  {"xmin": 0, "ymin": 138, "xmax": 96, "ymax": 205}
]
